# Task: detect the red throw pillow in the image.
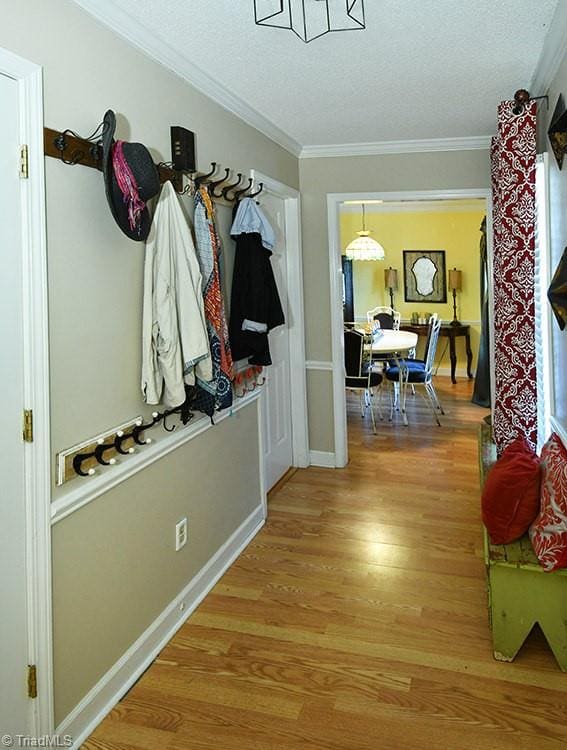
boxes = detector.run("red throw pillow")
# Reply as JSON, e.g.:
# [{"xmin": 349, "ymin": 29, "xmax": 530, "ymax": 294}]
[
  {"xmin": 482, "ymin": 436, "xmax": 541, "ymax": 544},
  {"xmin": 529, "ymin": 433, "xmax": 567, "ymax": 572}
]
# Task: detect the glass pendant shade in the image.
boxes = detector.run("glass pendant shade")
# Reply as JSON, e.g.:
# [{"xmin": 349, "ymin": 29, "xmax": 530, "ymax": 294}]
[
  {"xmin": 344, "ymin": 203, "xmax": 385, "ymax": 261},
  {"xmin": 345, "ymin": 232, "xmax": 385, "ymax": 261}
]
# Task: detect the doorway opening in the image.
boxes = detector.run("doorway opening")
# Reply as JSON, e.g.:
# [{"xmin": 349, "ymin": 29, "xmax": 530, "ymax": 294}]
[{"xmin": 327, "ymin": 190, "xmax": 493, "ymax": 466}]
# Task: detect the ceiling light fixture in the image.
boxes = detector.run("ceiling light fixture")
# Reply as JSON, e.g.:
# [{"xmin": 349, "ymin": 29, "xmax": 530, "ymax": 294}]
[
  {"xmin": 345, "ymin": 203, "xmax": 385, "ymax": 262},
  {"xmin": 254, "ymin": 0, "xmax": 365, "ymax": 44}
]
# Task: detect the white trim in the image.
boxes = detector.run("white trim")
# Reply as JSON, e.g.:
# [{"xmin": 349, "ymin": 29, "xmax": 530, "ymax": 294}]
[
  {"xmin": 309, "ymin": 450, "xmax": 336, "ymax": 468},
  {"xmin": 486, "ymin": 192, "xmax": 496, "ymax": 416},
  {"xmin": 306, "ymin": 360, "xmax": 334, "ymax": 371},
  {"xmin": 535, "ymin": 153, "xmax": 553, "ymax": 452},
  {"xmin": 257, "ymin": 396, "xmax": 268, "ymax": 520},
  {"xmin": 328, "ymin": 189, "xmax": 493, "ymax": 468},
  {"xmin": 340, "ymin": 199, "xmax": 487, "ymax": 215},
  {"xmin": 531, "ymin": 0, "xmax": 567, "ymax": 97},
  {"xmin": 328, "ymin": 195, "xmax": 349, "ymax": 468},
  {"xmin": 0, "ymin": 47, "xmax": 53, "ymax": 734},
  {"xmin": 251, "ymin": 170, "xmax": 310, "ymax": 469},
  {"xmin": 58, "ymin": 504, "xmax": 265, "ymax": 749},
  {"xmin": 51, "ymin": 392, "xmax": 261, "ymax": 526},
  {"xmin": 72, "ymin": 0, "xmax": 302, "ymax": 157},
  {"xmin": 301, "ymin": 136, "xmax": 491, "ymax": 159}
]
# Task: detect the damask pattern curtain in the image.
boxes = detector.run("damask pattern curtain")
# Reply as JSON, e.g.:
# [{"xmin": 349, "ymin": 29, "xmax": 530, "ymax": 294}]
[{"xmin": 490, "ymin": 100, "xmax": 537, "ymax": 453}]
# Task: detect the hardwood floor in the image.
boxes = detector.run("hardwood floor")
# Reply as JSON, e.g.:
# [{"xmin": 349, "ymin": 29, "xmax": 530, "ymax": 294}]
[{"xmin": 83, "ymin": 378, "xmax": 567, "ymax": 749}]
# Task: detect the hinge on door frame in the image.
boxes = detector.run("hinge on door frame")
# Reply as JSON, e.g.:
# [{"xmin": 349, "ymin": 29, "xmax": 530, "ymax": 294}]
[
  {"xmin": 20, "ymin": 144, "xmax": 29, "ymax": 179},
  {"xmin": 23, "ymin": 409, "xmax": 33, "ymax": 443},
  {"xmin": 28, "ymin": 664, "xmax": 37, "ymax": 699}
]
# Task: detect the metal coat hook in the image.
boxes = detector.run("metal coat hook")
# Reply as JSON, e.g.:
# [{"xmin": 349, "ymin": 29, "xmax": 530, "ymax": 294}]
[
  {"xmin": 222, "ymin": 173, "xmax": 243, "ymax": 200},
  {"xmin": 194, "ymin": 162, "xmax": 217, "ymax": 188},
  {"xmin": 53, "ymin": 122, "xmax": 104, "ymax": 166},
  {"xmin": 114, "ymin": 430, "xmax": 135, "ymax": 455},
  {"xmin": 94, "ymin": 439, "xmax": 117, "ymax": 466},
  {"xmin": 248, "ymin": 182, "xmax": 264, "ymax": 199},
  {"xmin": 208, "ymin": 167, "xmax": 231, "ymax": 199},
  {"xmin": 162, "ymin": 411, "xmax": 177, "ymax": 432},
  {"xmin": 132, "ymin": 416, "xmax": 155, "ymax": 446},
  {"xmin": 234, "ymin": 178, "xmax": 254, "ymax": 201},
  {"xmin": 72, "ymin": 452, "xmax": 96, "ymax": 477}
]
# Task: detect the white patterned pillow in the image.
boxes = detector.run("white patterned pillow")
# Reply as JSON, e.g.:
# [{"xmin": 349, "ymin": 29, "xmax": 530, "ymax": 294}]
[{"xmin": 529, "ymin": 433, "xmax": 567, "ymax": 571}]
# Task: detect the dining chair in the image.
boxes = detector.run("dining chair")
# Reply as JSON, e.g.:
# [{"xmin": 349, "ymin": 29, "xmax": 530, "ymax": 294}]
[
  {"xmin": 344, "ymin": 327, "xmax": 383, "ymax": 434},
  {"xmin": 366, "ymin": 305, "xmax": 401, "ymax": 330},
  {"xmin": 385, "ymin": 315, "xmax": 444, "ymax": 425},
  {"xmin": 367, "ymin": 306, "xmax": 401, "ymax": 368}
]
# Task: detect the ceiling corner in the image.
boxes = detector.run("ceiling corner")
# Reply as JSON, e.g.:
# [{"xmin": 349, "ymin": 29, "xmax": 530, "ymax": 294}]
[{"xmin": 531, "ymin": 0, "xmax": 567, "ymax": 95}]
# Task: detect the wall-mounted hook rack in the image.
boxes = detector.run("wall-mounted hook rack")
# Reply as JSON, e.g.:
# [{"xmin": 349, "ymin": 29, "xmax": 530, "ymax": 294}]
[
  {"xmin": 43, "ymin": 126, "xmax": 183, "ymax": 192},
  {"xmin": 57, "ymin": 398, "xmax": 196, "ymax": 484}
]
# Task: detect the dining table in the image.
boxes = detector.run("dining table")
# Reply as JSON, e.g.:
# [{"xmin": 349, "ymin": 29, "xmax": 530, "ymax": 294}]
[{"xmin": 356, "ymin": 327, "xmax": 419, "ymax": 426}]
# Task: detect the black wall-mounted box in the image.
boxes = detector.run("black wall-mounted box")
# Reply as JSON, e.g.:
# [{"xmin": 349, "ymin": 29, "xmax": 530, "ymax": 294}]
[{"xmin": 170, "ymin": 126, "xmax": 196, "ymax": 172}]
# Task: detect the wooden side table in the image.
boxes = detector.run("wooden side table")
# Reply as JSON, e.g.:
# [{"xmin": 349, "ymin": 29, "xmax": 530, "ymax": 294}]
[{"xmin": 400, "ymin": 323, "xmax": 473, "ymax": 384}]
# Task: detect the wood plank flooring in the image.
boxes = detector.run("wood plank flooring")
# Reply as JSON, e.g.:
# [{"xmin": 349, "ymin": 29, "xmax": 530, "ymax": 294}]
[{"xmin": 83, "ymin": 378, "xmax": 567, "ymax": 749}]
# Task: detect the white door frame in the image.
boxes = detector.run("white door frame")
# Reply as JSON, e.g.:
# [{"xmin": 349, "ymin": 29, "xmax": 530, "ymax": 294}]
[
  {"xmin": 327, "ymin": 188, "xmax": 493, "ymax": 467},
  {"xmin": 0, "ymin": 47, "xmax": 53, "ymax": 732},
  {"xmin": 251, "ymin": 170, "xmax": 309, "ymax": 469}
]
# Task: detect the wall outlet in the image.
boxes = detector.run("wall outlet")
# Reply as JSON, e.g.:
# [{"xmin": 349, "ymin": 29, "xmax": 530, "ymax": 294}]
[{"xmin": 175, "ymin": 517, "xmax": 188, "ymax": 551}]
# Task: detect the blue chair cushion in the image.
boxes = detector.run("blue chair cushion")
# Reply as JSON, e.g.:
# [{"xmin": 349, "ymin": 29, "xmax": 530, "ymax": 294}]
[
  {"xmin": 387, "ymin": 357, "xmax": 425, "ymax": 369},
  {"xmin": 386, "ymin": 365, "xmax": 428, "ymax": 384}
]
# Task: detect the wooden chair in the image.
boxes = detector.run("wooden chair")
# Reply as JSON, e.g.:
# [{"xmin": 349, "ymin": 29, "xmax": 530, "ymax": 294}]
[{"xmin": 344, "ymin": 327, "xmax": 383, "ymax": 434}]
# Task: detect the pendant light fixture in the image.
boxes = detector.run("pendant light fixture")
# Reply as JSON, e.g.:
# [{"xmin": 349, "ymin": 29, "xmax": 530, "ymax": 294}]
[
  {"xmin": 254, "ymin": 0, "xmax": 366, "ymax": 44},
  {"xmin": 345, "ymin": 203, "xmax": 385, "ymax": 262}
]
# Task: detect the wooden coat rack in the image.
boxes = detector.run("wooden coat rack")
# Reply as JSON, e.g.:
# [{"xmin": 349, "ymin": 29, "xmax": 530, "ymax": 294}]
[{"xmin": 42, "ymin": 125, "xmax": 263, "ymax": 201}]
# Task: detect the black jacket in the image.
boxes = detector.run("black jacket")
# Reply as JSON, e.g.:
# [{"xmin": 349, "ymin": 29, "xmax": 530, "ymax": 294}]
[{"xmin": 229, "ymin": 231, "xmax": 285, "ymax": 365}]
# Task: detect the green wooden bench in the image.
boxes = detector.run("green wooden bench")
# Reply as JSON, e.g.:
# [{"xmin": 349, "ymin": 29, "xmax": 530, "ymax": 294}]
[{"xmin": 479, "ymin": 423, "xmax": 567, "ymax": 671}]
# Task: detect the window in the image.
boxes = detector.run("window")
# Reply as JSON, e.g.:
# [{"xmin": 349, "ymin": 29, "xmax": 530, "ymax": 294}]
[{"xmin": 535, "ymin": 153, "xmax": 553, "ymax": 452}]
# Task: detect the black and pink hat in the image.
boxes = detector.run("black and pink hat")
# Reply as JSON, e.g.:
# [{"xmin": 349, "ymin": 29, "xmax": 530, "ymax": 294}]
[{"xmin": 101, "ymin": 110, "xmax": 160, "ymax": 242}]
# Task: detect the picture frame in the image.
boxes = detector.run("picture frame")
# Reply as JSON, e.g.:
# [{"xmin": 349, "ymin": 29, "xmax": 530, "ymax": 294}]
[{"xmin": 403, "ymin": 250, "xmax": 447, "ymax": 303}]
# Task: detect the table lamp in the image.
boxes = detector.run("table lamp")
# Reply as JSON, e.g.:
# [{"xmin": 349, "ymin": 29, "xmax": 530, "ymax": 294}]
[
  {"xmin": 448, "ymin": 268, "xmax": 462, "ymax": 326},
  {"xmin": 384, "ymin": 267, "xmax": 398, "ymax": 309}
]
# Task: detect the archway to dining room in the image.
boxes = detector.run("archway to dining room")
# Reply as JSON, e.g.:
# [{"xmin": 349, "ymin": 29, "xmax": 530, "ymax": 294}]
[{"xmin": 327, "ymin": 189, "xmax": 493, "ymax": 465}]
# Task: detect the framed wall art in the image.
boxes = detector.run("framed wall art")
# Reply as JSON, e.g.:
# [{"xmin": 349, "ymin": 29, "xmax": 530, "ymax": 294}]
[{"xmin": 403, "ymin": 250, "xmax": 447, "ymax": 303}]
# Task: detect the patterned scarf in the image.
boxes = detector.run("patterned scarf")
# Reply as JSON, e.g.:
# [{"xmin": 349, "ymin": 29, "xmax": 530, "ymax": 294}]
[
  {"xmin": 192, "ymin": 187, "xmax": 233, "ymax": 416},
  {"xmin": 112, "ymin": 140, "xmax": 145, "ymax": 231}
]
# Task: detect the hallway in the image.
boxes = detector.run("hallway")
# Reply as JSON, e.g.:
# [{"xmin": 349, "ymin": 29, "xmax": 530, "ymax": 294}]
[{"xmin": 84, "ymin": 378, "xmax": 567, "ymax": 749}]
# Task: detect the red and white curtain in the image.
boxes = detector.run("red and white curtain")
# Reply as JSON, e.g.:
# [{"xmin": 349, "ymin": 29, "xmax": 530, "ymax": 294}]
[{"xmin": 491, "ymin": 100, "xmax": 537, "ymax": 454}]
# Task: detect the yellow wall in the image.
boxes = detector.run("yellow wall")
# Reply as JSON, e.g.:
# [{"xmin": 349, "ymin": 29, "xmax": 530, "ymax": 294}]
[{"xmin": 340, "ymin": 205, "xmax": 486, "ymax": 373}]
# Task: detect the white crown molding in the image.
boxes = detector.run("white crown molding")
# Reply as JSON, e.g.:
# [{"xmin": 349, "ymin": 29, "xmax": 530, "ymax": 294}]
[
  {"xmin": 300, "ymin": 136, "xmax": 492, "ymax": 159},
  {"xmin": 72, "ymin": 0, "xmax": 302, "ymax": 157},
  {"xmin": 531, "ymin": 0, "xmax": 567, "ymax": 97}
]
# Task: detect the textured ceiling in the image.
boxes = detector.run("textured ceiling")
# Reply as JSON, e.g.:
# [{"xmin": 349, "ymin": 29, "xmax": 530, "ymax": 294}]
[{"xmin": 76, "ymin": 0, "xmax": 559, "ymax": 149}]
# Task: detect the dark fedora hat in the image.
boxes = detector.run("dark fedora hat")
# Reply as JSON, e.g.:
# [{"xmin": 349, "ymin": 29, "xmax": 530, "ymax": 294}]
[{"xmin": 102, "ymin": 110, "xmax": 160, "ymax": 242}]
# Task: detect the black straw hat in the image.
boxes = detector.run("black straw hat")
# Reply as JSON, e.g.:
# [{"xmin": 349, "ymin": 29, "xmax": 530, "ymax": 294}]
[{"xmin": 102, "ymin": 110, "xmax": 160, "ymax": 242}]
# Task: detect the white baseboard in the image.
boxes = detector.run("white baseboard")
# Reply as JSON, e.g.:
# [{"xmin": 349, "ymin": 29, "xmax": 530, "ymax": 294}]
[
  {"xmin": 309, "ymin": 450, "xmax": 336, "ymax": 468},
  {"xmin": 59, "ymin": 503, "xmax": 265, "ymax": 749}
]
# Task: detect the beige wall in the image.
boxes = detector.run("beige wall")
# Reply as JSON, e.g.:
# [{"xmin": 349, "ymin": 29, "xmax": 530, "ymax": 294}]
[
  {"xmin": 1, "ymin": 0, "xmax": 297, "ymax": 726},
  {"xmin": 300, "ymin": 150, "xmax": 491, "ymax": 452},
  {"xmin": 52, "ymin": 403, "xmax": 260, "ymax": 723},
  {"xmin": 541, "ymin": 53, "xmax": 567, "ymax": 438}
]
